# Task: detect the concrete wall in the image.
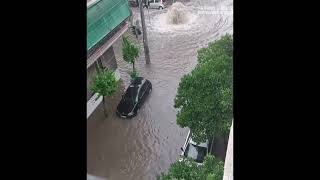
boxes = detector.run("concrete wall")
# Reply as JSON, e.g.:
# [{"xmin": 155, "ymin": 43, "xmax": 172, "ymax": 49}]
[{"xmin": 87, "ymin": 64, "xmax": 97, "ymax": 101}]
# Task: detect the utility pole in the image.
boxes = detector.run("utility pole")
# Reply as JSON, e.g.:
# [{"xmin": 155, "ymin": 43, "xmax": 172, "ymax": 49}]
[{"xmin": 139, "ymin": 0, "xmax": 151, "ymax": 64}]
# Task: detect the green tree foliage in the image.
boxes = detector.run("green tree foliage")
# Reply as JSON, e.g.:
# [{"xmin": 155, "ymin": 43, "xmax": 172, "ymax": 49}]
[
  {"xmin": 202, "ymin": 155, "xmax": 225, "ymax": 180},
  {"xmin": 90, "ymin": 68, "xmax": 118, "ymax": 117},
  {"xmin": 197, "ymin": 34, "xmax": 233, "ymax": 65},
  {"xmin": 174, "ymin": 34, "xmax": 233, "ymax": 143},
  {"xmin": 122, "ymin": 36, "xmax": 139, "ymax": 80},
  {"xmin": 158, "ymin": 155, "xmax": 224, "ymax": 180}
]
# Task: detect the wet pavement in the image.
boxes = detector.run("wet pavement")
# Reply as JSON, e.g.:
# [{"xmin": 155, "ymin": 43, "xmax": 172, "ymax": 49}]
[{"xmin": 87, "ymin": 0, "xmax": 233, "ymax": 179}]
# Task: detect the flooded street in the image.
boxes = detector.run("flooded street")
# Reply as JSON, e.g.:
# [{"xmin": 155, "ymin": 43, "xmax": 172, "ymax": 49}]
[{"xmin": 87, "ymin": 0, "xmax": 233, "ymax": 179}]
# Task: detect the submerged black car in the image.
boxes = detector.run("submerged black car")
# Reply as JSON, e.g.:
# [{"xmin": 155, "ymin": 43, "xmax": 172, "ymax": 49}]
[{"xmin": 116, "ymin": 77, "xmax": 152, "ymax": 118}]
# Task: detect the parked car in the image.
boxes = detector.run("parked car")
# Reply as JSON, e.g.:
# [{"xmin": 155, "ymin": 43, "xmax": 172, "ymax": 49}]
[
  {"xmin": 180, "ymin": 130, "xmax": 210, "ymax": 165},
  {"xmin": 143, "ymin": 0, "xmax": 167, "ymax": 10},
  {"xmin": 116, "ymin": 77, "xmax": 152, "ymax": 118}
]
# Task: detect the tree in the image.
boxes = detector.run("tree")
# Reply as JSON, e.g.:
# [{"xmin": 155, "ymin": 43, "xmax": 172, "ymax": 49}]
[
  {"xmin": 197, "ymin": 34, "xmax": 233, "ymax": 65},
  {"xmin": 174, "ymin": 34, "xmax": 233, "ymax": 143},
  {"xmin": 157, "ymin": 155, "xmax": 224, "ymax": 180},
  {"xmin": 90, "ymin": 68, "xmax": 118, "ymax": 117},
  {"xmin": 122, "ymin": 36, "xmax": 140, "ymax": 80}
]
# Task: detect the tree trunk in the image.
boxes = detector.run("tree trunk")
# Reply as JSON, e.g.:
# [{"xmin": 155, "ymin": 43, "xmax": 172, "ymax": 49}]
[
  {"xmin": 102, "ymin": 96, "xmax": 108, "ymax": 118},
  {"xmin": 139, "ymin": 0, "xmax": 151, "ymax": 64},
  {"xmin": 133, "ymin": 61, "xmax": 135, "ymax": 72},
  {"xmin": 210, "ymin": 136, "xmax": 215, "ymax": 154}
]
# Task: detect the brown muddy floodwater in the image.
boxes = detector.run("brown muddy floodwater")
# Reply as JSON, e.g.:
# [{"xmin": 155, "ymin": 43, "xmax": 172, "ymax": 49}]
[{"xmin": 87, "ymin": 0, "xmax": 233, "ymax": 179}]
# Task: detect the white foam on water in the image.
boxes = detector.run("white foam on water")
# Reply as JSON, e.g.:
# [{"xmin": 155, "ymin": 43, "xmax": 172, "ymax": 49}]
[
  {"xmin": 166, "ymin": 2, "xmax": 190, "ymax": 25},
  {"xmin": 146, "ymin": 1, "xmax": 232, "ymax": 36},
  {"xmin": 147, "ymin": 2, "xmax": 199, "ymax": 34}
]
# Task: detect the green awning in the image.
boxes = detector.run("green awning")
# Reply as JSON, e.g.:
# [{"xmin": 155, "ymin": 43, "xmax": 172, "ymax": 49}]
[{"xmin": 87, "ymin": 0, "xmax": 131, "ymax": 50}]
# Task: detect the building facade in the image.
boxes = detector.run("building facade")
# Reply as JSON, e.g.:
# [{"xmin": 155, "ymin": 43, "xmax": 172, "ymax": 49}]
[{"xmin": 87, "ymin": 0, "xmax": 131, "ymax": 118}]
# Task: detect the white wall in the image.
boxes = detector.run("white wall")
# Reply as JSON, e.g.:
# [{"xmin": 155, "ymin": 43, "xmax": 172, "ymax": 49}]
[
  {"xmin": 87, "ymin": 174, "xmax": 105, "ymax": 180},
  {"xmin": 223, "ymin": 121, "xmax": 233, "ymax": 180}
]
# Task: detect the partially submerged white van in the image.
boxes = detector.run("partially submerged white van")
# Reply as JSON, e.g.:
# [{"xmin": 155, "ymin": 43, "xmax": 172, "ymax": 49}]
[{"xmin": 179, "ymin": 130, "xmax": 210, "ymax": 165}]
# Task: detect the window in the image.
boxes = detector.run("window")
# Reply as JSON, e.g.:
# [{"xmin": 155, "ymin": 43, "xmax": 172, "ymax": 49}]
[
  {"xmin": 138, "ymin": 82, "xmax": 147, "ymax": 99},
  {"xmin": 155, "ymin": 0, "xmax": 159, "ymax": 3},
  {"xmin": 97, "ymin": 58, "xmax": 108, "ymax": 70},
  {"xmin": 184, "ymin": 144, "xmax": 207, "ymax": 163},
  {"xmin": 125, "ymin": 86, "xmax": 139, "ymax": 102}
]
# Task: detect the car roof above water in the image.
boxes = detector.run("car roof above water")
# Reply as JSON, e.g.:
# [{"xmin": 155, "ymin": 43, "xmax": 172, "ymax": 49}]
[{"xmin": 130, "ymin": 77, "xmax": 146, "ymax": 87}]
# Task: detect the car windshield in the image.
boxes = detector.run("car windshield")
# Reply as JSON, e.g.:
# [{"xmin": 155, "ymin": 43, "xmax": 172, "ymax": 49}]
[
  {"xmin": 184, "ymin": 143, "xmax": 207, "ymax": 163},
  {"xmin": 124, "ymin": 86, "xmax": 138, "ymax": 101}
]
